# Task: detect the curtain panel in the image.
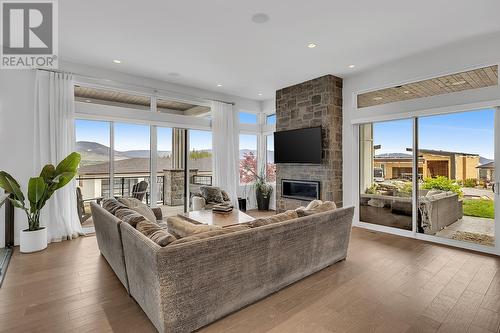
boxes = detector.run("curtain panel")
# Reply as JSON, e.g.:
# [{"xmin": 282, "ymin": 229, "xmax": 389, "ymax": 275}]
[
  {"xmin": 211, "ymin": 101, "xmax": 239, "ymax": 207},
  {"xmin": 34, "ymin": 71, "xmax": 83, "ymax": 243}
]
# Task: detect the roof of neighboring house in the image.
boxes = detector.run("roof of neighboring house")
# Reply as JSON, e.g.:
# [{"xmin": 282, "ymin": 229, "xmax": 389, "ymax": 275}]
[
  {"xmin": 78, "ymin": 157, "xmax": 212, "ymax": 175},
  {"xmin": 477, "ymin": 161, "xmax": 495, "ymax": 169},
  {"xmin": 406, "ymin": 148, "xmax": 480, "ymax": 157}
]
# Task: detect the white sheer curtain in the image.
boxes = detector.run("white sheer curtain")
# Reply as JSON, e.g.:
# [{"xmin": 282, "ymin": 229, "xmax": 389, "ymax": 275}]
[
  {"xmin": 211, "ymin": 101, "xmax": 239, "ymax": 207},
  {"xmin": 34, "ymin": 70, "xmax": 83, "ymax": 243}
]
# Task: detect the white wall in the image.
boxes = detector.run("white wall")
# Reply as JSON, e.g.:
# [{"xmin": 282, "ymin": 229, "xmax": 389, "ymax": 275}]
[
  {"xmin": 343, "ymin": 32, "xmax": 500, "ymax": 222},
  {"xmin": 0, "ymin": 71, "xmax": 36, "ymax": 247}
]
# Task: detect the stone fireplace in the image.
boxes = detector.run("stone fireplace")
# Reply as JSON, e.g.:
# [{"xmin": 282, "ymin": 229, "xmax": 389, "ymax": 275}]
[{"xmin": 276, "ymin": 75, "xmax": 343, "ymax": 212}]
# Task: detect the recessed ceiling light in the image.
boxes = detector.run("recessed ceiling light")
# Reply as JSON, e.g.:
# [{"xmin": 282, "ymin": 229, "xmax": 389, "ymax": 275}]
[
  {"xmin": 85, "ymin": 99, "xmax": 91, "ymax": 103},
  {"xmin": 112, "ymin": 59, "xmax": 122, "ymax": 64},
  {"xmin": 403, "ymin": 90, "xmax": 410, "ymax": 94},
  {"xmin": 373, "ymin": 97, "xmax": 383, "ymax": 101},
  {"xmin": 217, "ymin": 84, "xmax": 222, "ymax": 87},
  {"xmin": 251, "ymin": 13, "xmax": 270, "ymax": 24},
  {"xmin": 258, "ymin": 93, "xmax": 263, "ymax": 96},
  {"xmin": 451, "ymin": 80, "xmax": 466, "ymax": 86},
  {"xmin": 348, "ymin": 64, "xmax": 355, "ymax": 68},
  {"xmin": 307, "ymin": 43, "xmax": 317, "ymax": 49}
]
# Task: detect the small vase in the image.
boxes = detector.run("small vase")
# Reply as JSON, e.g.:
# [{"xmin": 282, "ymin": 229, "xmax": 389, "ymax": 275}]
[{"xmin": 20, "ymin": 227, "xmax": 47, "ymax": 253}]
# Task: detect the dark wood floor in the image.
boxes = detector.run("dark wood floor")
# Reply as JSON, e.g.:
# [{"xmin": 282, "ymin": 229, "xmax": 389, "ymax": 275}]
[{"xmin": 1, "ymin": 226, "xmax": 500, "ymax": 332}]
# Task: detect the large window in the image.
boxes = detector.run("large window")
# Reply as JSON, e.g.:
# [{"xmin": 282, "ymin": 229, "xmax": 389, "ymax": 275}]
[
  {"xmin": 239, "ymin": 134, "xmax": 258, "ymax": 184},
  {"xmin": 266, "ymin": 135, "xmax": 276, "ymax": 182}
]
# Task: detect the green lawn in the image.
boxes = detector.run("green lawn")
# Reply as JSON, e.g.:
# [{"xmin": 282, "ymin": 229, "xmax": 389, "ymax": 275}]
[{"xmin": 463, "ymin": 199, "xmax": 495, "ymax": 219}]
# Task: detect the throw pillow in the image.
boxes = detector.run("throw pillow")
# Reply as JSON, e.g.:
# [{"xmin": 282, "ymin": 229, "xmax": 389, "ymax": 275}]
[
  {"xmin": 102, "ymin": 198, "xmax": 128, "ymax": 215},
  {"xmin": 166, "ymin": 216, "xmax": 221, "ymax": 238},
  {"xmin": 297, "ymin": 200, "xmax": 337, "ymax": 217},
  {"xmin": 305, "ymin": 200, "xmax": 323, "ymax": 210},
  {"xmin": 221, "ymin": 190, "xmax": 230, "ymax": 202},
  {"xmin": 118, "ymin": 197, "xmax": 157, "ymax": 223},
  {"xmin": 169, "ymin": 225, "xmax": 250, "ymax": 245},
  {"xmin": 249, "ymin": 210, "xmax": 298, "ymax": 228},
  {"xmin": 136, "ymin": 220, "xmax": 177, "ymax": 247},
  {"xmin": 115, "ymin": 209, "xmax": 148, "ymax": 227},
  {"xmin": 200, "ymin": 185, "xmax": 224, "ymax": 203}
]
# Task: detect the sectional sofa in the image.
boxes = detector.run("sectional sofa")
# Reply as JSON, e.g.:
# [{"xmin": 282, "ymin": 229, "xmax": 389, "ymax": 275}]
[{"xmin": 91, "ymin": 200, "xmax": 354, "ymax": 333}]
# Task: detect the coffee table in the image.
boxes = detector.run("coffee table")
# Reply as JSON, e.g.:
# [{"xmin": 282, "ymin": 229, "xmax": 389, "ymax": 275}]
[{"xmin": 178, "ymin": 209, "xmax": 255, "ymax": 227}]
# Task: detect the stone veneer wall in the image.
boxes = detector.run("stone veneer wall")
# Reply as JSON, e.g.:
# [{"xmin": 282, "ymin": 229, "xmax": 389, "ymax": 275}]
[{"xmin": 276, "ymin": 75, "xmax": 343, "ymax": 212}]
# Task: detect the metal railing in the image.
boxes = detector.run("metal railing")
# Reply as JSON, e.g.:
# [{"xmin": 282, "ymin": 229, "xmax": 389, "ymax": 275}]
[{"xmin": 77, "ymin": 172, "xmax": 213, "ymax": 205}]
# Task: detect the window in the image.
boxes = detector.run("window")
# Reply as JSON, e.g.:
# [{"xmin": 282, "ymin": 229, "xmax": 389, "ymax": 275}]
[
  {"xmin": 189, "ymin": 130, "xmax": 213, "ymax": 187},
  {"xmin": 239, "ymin": 112, "xmax": 258, "ymax": 124},
  {"xmin": 359, "ymin": 119, "xmax": 414, "ymax": 231},
  {"xmin": 239, "ymin": 134, "xmax": 258, "ymax": 184},
  {"xmin": 266, "ymin": 135, "xmax": 276, "ymax": 182},
  {"xmin": 114, "ymin": 123, "xmax": 151, "ymax": 203},
  {"xmin": 266, "ymin": 114, "xmax": 276, "ymax": 125},
  {"xmin": 75, "ymin": 86, "xmax": 151, "ymax": 111}
]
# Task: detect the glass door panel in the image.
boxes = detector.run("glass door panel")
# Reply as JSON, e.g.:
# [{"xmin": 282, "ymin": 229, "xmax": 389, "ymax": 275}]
[
  {"xmin": 417, "ymin": 109, "xmax": 496, "ymax": 247},
  {"xmin": 114, "ymin": 123, "xmax": 151, "ymax": 203},
  {"xmin": 188, "ymin": 130, "xmax": 213, "ymax": 210},
  {"xmin": 359, "ymin": 119, "xmax": 414, "ymax": 231}
]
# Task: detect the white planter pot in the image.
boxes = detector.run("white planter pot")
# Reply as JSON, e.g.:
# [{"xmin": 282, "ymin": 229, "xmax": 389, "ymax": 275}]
[{"xmin": 20, "ymin": 227, "xmax": 48, "ymax": 253}]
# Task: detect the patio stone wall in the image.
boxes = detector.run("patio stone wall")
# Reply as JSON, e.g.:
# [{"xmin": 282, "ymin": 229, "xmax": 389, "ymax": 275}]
[
  {"xmin": 163, "ymin": 169, "xmax": 198, "ymax": 206},
  {"xmin": 275, "ymin": 75, "xmax": 343, "ymax": 212}
]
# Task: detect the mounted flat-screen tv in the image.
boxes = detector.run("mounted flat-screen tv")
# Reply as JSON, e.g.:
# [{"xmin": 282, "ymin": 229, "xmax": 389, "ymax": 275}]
[{"xmin": 274, "ymin": 126, "xmax": 322, "ymax": 164}]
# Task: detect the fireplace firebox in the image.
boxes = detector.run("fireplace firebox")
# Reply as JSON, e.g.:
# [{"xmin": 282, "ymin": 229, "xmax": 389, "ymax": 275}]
[{"xmin": 281, "ymin": 179, "xmax": 320, "ymax": 201}]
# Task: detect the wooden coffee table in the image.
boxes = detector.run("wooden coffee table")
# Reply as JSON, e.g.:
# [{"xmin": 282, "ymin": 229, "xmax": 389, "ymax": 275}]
[{"xmin": 179, "ymin": 209, "xmax": 255, "ymax": 227}]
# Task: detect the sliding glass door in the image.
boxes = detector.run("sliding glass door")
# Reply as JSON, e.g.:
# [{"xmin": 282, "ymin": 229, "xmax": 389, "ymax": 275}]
[
  {"xmin": 359, "ymin": 107, "xmax": 499, "ymax": 251},
  {"xmin": 417, "ymin": 109, "xmax": 496, "ymax": 247}
]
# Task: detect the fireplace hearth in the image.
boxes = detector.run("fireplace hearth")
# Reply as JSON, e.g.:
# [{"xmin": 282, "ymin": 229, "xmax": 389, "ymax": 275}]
[{"xmin": 282, "ymin": 180, "xmax": 320, "ymax": 201}]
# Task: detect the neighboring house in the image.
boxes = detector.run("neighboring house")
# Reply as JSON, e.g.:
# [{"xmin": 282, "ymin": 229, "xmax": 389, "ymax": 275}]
[
  {"xmin": 374, "ymin": 149, "xmax": 480, "ymax": 181},
  {"xmin": 477, "ymin": 161, "xmax": 495, "ymax": 181}
]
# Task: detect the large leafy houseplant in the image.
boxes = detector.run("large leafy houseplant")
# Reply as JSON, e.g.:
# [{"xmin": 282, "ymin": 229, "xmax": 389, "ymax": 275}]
[
  {"xmin": 241, "ymin": 163, "xmax": 273, "ymax": 210},
  {"xmin": 0, "ymin": 152, "xmax": 81, "ymax": 231}
]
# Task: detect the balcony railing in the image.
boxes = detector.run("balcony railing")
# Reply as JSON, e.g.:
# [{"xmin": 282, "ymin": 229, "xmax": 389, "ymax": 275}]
[{"xmin": 77, "ymin": 172, "xmax": 213, "ymax": 205}]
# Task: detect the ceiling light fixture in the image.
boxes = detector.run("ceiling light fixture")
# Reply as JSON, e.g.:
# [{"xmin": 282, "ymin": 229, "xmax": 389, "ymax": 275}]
[
  {"xmin": 251, "ymin": 13, "xmax": 270, "ymax": 24},
  {"xmin": 85, "ymin": 99, "xmax": 91, "ymax": 103},
  {"xmin": 403, "ymin": 90, "xmax": 410, "ymax": 94},
  {"xmin": 112, "ymin": 59, "xmax": 122, "ymax": 64},
  {"xmin": 348, "ymin": 64, "xmax": 355, "ymax": 68},
  {"xmin": 307, "ymin": 43, "xmax": 317, "ymax": 48},
  {"xmin": 451, "ymin": 80, "xmax": 466, "ymax": 86},
  {"xmin": 217, "ymin": 84, "xmax": 222, "ymax": 87},
  {"xmin": 373, "ymin": 97, "xmax": 383, "ymax": 101},
  {"xmin": 258, "ymin": 93, "xmax": 263, "ymax": 96}
]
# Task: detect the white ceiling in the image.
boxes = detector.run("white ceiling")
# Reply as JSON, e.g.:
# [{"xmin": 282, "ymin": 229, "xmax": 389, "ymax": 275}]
[{"xmin": 60, "ymin": 0, "xmax": 500, "ymax": 100}]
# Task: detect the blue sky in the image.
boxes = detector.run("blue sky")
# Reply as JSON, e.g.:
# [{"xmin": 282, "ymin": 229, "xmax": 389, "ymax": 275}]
[
  {"xmin": 374, "ymin": 108, "xmax": 495, "ymax": 159},
  {"xmin": 75, "ymin": 120, "xmax": 258, "ymax": 151}
]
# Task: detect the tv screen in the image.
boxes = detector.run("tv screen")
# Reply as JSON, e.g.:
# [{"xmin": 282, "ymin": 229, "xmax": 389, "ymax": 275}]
[{"xmin": 274, "ymin": 127, "xmax": 322, "ymax": 164}]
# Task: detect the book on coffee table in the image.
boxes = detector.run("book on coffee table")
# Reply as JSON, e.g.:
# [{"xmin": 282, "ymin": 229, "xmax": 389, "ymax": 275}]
[{"xmin": 212, "ymin": 203, "xmax": 233, "ymax": 213}]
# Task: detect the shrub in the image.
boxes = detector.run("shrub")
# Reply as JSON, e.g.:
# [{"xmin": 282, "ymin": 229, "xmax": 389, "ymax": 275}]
[
  {"xmin": 365, "ymin": 183, "xmax": 379, "ymax": 194},
  {"xmin": 421, "ymin": 176, "xmax": 463, "ymax": 197},
  {"xmin": 463, "ymin": 178, "xmax": 477, "ymax": 188}
]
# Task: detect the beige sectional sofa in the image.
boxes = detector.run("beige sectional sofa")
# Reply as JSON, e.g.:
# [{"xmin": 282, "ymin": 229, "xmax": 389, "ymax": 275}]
[{"xmin": 91, "ymin": 200, "xmax": 354, "ymax": 333}]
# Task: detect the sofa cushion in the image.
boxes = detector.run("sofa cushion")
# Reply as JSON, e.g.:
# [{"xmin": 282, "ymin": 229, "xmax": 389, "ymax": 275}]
[
  {"xmin": 118, "ymin": 197, "xmax": 157, "ymax": 223},
  {"xmin": 169, "ymin": 225, "xmax": 250, "ymax": 245},
  {"xmin": 166, "ymin": 216, "xmax": 221, "ymax": 238},
  {"xmin": 115, "ymin": 208, "xmax": 148, "ymax": 227},
  {"xmin": 102, "ymin": 198, "xmax": 128, "ymax": 215},
  {"xmin": 249, "ymin": 210, "xmax": 298, "ymax": 228},
  {"xmin": 296, "ymin": 200, "xmax": 337, "ymax": 217},
  {"xmin": 200, "ymin": 185, "xmax": 224, "ymax": 203},
  {"xmin": 136, "ymin": 220, "xmax": 177, "ymax": 247}
]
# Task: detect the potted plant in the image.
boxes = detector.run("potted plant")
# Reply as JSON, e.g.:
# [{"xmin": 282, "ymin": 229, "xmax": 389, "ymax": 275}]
[
  {"xmin": 249, "ymin": 167, "xmax": 273, "ymax": 211},
  {"xmin": 0, "ymin": 152, "xmax": 81, "ymax": 253}
]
